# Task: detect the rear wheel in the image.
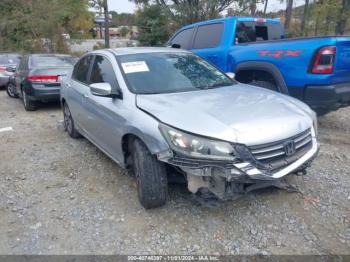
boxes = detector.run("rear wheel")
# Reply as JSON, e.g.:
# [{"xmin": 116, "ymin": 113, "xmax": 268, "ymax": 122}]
[
  {"xmin": 63, "ymin": 102, "xmax": 80, "ymax": 138},
  {"xmin": 131, "ymin": 138, "xmax": 168, "ymax": 209},
  {"xmin": 22, "ymin": 89, "xmax": 36, "ymax": 111},
  {"xmin": 6, "ymin": 82, "xmax": 18, "ymax": 98}
]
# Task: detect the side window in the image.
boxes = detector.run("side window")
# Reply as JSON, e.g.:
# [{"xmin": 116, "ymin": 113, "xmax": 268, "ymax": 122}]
[
  {"xmin": 90, "ymin": 55, "xmax": 119, "ymax": 89},
  {"xmin": 170, "ymin": 28, "xmax": 195, "ymax": 50},
  {"xmin": 193, "ymin": 23, "xmax": 224, "ymax": 49},
  {"xmin": 235, "ymin": 22, "xmax": 257, "ymax": 44},
  {"xmin": 72, "ymin": 55, "xmax": 93, "ymax": 84}
]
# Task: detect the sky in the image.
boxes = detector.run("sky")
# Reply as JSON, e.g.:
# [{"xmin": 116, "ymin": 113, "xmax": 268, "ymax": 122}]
[{"xmin": 107, "ymin": 0, "xmax": 306, "ymax": 14}]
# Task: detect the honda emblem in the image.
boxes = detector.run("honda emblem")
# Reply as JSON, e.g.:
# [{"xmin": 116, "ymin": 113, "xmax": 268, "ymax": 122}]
[{"xmin": 284, "ymin": 140, "xmax": 296, "ymax": 156}]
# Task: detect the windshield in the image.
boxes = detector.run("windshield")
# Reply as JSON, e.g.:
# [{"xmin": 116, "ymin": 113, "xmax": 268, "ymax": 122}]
[
  {"xmin": 0, "ymin": 54, "xmax": 21, "ymax": 65},
  {"xmin": 117, "ymin": 52, "xmax": 234, "ymax": 94},
  {"xmin": 31, "ymin": 55, "xmax": 76, "ymax": 67}
]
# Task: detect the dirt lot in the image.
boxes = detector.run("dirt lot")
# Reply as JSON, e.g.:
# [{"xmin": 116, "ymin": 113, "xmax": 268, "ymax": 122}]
[{"xmin": 0, "ymin": 90, "xmax": 349, "ymax": 255}]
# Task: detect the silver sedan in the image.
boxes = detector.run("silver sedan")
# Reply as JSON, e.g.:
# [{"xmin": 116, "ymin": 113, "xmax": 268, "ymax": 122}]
[{"xmin": 60, "ymin": 47, "xmax": 319, "ymax": 209}]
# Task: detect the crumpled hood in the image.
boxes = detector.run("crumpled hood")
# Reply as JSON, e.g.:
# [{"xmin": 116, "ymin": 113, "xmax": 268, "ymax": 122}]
[{"xmin": 136, "ymin": 84, "xmax": 313, "ymax": 146}]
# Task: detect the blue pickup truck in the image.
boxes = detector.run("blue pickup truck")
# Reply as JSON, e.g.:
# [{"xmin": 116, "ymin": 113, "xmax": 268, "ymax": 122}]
[{"xmin": 168, "ymin": 16, "xmax": 350, "ymax": 115}]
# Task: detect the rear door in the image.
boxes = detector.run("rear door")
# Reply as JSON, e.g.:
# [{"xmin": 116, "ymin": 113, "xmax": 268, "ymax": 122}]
[
  {"xmin": 191, "ymin": 23, "xmax": 226, "ymax": 70},
  {"xmin": 334, "ymin": 37, "xmax": 350, "ymax": 83}
]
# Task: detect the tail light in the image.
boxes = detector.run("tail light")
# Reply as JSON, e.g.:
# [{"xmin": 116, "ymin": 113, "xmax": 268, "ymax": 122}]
[
  {"xmin": 27, "ymin": 75, "xmax": 59, "ymax": 83},
  {"xmin": 311, "ymin": 46, "xmax": 336, "ymax": 74},
  {"xmin": 0, "ymin": 66, "xmax": 6, "ymax": 73}
]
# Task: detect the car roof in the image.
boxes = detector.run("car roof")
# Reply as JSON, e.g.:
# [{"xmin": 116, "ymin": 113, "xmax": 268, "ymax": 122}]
[
  {"xmin": 30, "ymin": 53, "xmax": 73, "ymax": 57},
  {"xmin": 107, "ymin": 47, "xmax": 190, "ymax": 56},
  {"xmin": 179, "ymin": 16, "xmax": 281, "ymax": 30}
]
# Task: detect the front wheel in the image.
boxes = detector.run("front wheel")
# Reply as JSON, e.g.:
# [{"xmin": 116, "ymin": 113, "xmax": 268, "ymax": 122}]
[
  {"xmin": 131, "ymin": 139, "xmax": 168, "ymax": 209},
  {"xmin": 6, "ymin": 82, "xmax": 19, "ymax": 98}
]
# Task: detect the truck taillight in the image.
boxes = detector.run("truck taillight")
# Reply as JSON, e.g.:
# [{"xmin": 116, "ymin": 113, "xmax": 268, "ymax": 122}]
[
  {"xmin": 27, "ymin": 75, "xmax": 59, "ymax": 83},
  {"xmin": 311, "ymin": 46, "xmax": 336, "ymax": 74}
]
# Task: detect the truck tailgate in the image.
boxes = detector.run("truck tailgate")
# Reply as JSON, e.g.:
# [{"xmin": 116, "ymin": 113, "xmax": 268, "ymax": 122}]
[{"xmin": 334, "ymin": 37, "xmax": 350, "ymax": 83}]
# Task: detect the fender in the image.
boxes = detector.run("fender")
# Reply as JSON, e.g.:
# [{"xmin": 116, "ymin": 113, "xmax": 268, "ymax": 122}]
[{"xmin": 235, "ymin": 61, "xmax": 289, "ymax": 95}]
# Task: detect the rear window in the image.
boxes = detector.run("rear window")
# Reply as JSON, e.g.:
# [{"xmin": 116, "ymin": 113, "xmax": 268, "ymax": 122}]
[
  {"xmin": 0, "ymin": 54, "xmax": 21, "ymax": 65},
  {"xmin": 235, "ymin": 22, "xmax": 283, "ymax": 44},
  {"xmin": 31, "ymin": 56, "xmax": 76, "ymax": 67}
]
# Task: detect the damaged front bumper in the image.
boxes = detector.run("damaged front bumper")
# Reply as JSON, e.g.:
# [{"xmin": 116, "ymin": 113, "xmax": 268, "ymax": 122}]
[{"xmin": 158, "ymin": 128, "xmax": 319, "ymax": 200}]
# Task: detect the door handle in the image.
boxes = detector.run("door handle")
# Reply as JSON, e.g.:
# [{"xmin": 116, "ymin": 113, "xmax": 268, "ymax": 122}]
[{"xmin": 83, "ymin": 93, "xmax": 89, "ymax": 98}]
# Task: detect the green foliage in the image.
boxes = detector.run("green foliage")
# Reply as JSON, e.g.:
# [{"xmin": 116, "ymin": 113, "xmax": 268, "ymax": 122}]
[
  {"xmin": 0, "ymin": 0, "xmax": 93, "ymax": 53},
  {"xmin": 135, "ymin": 5, "xmax": 170, "ymax": 46},
  {"xmin": 119, "ymin": 26, "xmax": 130, "ymax": 37},
  {"xmin": 131, "ymin": 0, "xmax": 237, "ymax": 26},
  {"xmin": 110, "ymin": 11, "xmax": 136, "ymax": 27}
]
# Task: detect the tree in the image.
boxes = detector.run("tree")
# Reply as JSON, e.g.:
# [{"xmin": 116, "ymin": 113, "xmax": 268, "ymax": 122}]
[
  {"xmin": 335, "ymin": 0, "xmax": 350, "ymax": 35},
  {"xmin": 131, "ymin": 0, "xmax": 239, "ymax": 26},
  {"xmin": 263, "ymin": 0, "xmax": 269, "ymax": 16},
  {"xmin": 0, "ymin": 0, "xmax": 92, "ymax": 52},
  {"xmin": 90, "ymin": 0, "xmax": 110, "ymax": 47},
  {"xmin": 284, "ymin": 0, "xmax": 294, "ymax": 31},
  {"xmin": 135, "ymin": 4, "xmax": 170, "ymax": 46},
  {"xmin": 120, "ymin": 26, "xmax": 130, "ymax": 37},
  {"xmin": 300, "ymin": 0, "xmax": 310, "ymax": 35}
]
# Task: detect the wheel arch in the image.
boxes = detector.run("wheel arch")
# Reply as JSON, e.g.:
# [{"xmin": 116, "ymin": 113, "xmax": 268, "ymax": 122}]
[
  {"xmin": 121, "ymin": 130, "xmax": 168, "ymax": 168},
  {"xmin": 235, "ymin": 61, "xmax": 289, "ymax": 95}
]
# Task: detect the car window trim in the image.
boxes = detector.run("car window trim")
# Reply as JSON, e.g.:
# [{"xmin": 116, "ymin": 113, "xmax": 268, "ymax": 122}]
[
  {"xmin": 72, "ymin": 54, "xmax": 94, "ymax": 86},
  {"xmin": 88, "ymin": 53, "xmax": 121, "ymax": 92}
]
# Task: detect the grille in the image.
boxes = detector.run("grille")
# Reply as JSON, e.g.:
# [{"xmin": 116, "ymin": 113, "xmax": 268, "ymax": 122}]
[
  {"xmin": 248, "ymin": 128, "xmax": 313, "ymax": 171},
  {"xmin": 168, "ymin": 154, "xmax": 233, "ymax": 169}
]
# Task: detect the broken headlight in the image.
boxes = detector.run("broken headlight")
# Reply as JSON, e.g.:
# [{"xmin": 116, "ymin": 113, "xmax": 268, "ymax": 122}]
[{"xmin": 159, "ymin": 123, "xmax": 236, "ymax": 161}]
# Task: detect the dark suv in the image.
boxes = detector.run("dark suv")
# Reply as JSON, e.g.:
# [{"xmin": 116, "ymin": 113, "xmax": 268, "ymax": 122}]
[{"xmin": 15, "ymin": 54, "xmax": 76, "ymax": 111}]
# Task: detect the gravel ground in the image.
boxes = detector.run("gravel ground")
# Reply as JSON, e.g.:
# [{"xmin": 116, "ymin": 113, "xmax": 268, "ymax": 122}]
[{"xmin": 0, "ymin": 90, "xmax": 349, "ymax": 255}]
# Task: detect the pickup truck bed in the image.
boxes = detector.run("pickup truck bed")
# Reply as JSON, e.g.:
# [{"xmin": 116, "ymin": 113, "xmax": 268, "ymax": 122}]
[{"xmin": 168, "ymin": 17, "xmax": 350, "ymax": 115}]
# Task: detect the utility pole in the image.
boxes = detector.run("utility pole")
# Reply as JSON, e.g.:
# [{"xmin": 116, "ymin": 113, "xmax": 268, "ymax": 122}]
[{"xmin": 103, "ymin": 0, "xmax": 110, "ymax": 48}]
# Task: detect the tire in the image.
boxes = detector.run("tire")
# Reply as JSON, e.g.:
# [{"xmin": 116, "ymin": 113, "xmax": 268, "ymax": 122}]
[
  {"xmin": 314, "ymin": 108, "xmax": 329, "ymax": 116},
  {"xmin": 131, "ymin": 139, "xmax": 168, "ymax": 209},
  {"xmin": 63, "ymin": 102, "xmax": 81, "ymax": 139},
  {"xmin": 22, "ymin": 89, "xmax": 36, "ymax": 111},
  {"xmin": 250, "ymin": 80, "xmax": 278, "ymax": 92},
  {"xmin": 6, "ymin": 82, "xmax": 19, "ymax": 98}
]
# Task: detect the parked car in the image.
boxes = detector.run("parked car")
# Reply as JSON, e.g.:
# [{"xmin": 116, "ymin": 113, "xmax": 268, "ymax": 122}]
[
  {"xmin": 15, "ymin": 54, "xmax": 77, "ymax": 111},
  {"xmin": 60, "ymin": 47, "xmax": 319, "ymax": 209},
  {"xmin": 0, "ymin": 53, "xmax": 21, "ymax": 90},
  {"xmin": 168, "ymin": 17, "xmax": 350, "ymax": 115}
]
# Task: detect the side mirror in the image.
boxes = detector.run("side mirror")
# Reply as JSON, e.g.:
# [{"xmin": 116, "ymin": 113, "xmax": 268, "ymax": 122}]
[
  {"xmin": 6, "ymin": 66, "xmax": 16, "ymax": 72},
  {"xmin": 171, "ymin": 44, "xmax": 181, "ymax": 49},
  {"xmin": 226, "ymin": 72, "xmax": 235, "ymax": 79},
  {"xmin": 90, "ymin": 83, "xmax": 122, "ymax": 99}
]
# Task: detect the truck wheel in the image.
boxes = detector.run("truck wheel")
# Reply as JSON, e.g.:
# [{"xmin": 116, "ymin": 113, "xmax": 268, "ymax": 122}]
[
  {"xmin": 6, "ymin": 83, "xmax": 18, "ymax": 98},
  {"xmin": 63, "ymin": 103, "xmax": 81, "ymax": 138},
  {"xmin": 22, "ymin": 90, "xmax": 36, "ymax": 111},
  {"xmin": 250, "ymin": 80, "xmax": 277, "ymax": 92},
  {"xmin": 131, "ymin": 138, "xmax": 168, "ymax": 209}
]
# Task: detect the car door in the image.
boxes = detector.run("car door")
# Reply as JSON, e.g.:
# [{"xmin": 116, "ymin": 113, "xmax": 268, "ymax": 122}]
[
  {"xmin": 81, "ymin": 54, "xmax": 125, "ymax": 162},
  {"xmin": 191, "ymin": 23, "xmax": 227, "ymax": 71},
  {"xmin": 15, "ymin": 55, "xmax": 28, "ymax": 95},
  {"xmin": 67, "ymin": 55, "xmax": 94, "ymax": 128}
]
